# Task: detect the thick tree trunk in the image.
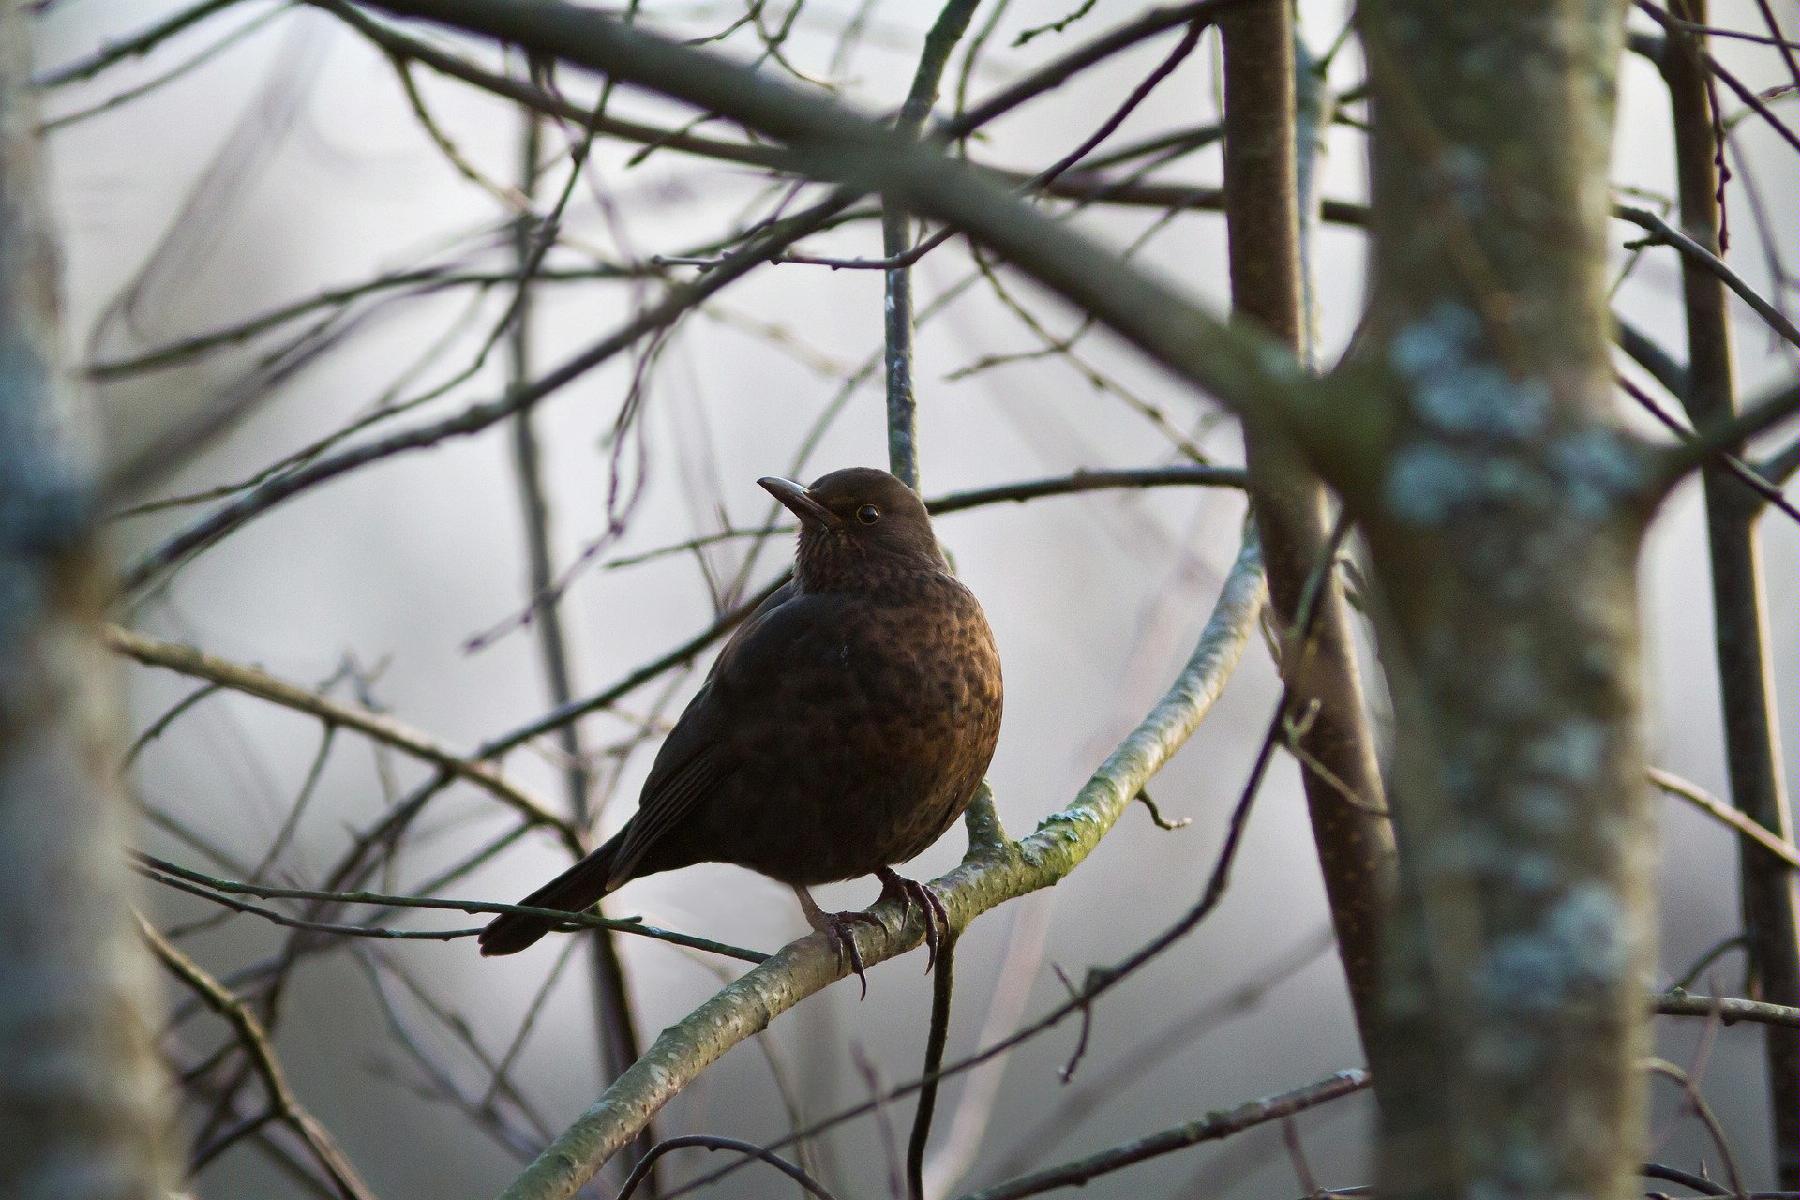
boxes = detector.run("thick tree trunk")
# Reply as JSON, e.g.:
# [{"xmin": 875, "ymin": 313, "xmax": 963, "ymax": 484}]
[
  {"xmin": 1356, "ymin": 4, "xmax": 1654, "ymax": 1198},
  {"xmin": 0, "ymin": 4, "xmax": 172, "ymax": 1195}
]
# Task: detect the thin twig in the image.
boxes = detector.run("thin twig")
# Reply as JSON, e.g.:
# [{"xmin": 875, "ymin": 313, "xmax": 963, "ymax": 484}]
[
  {"xmin": 138, "ymin": 913, "xmax": 380, "ymax": 1200},
  {"xmin": 1655, "ymin": 376, "xmax": 1800, "ymax": 491},
  {"xmin": 1651, "ymin": 766, "xmax": 1798, "ymax": 868},
  {"xmin": 104, "ymin": 624, "xmax": 576, "ymax": 844},
  {"xmin": 38, "ymin": 3, "xmax": 288, "ymax": 132},
  {"xmin": 1614, "ymin": 204, "xmax": 1800, "ymax": 348},
  {"xmin": 957, "ymin": 1070, "xmax": 1371, "ymax": 1200},
  {"xmin": 617, "ymin": 1135, "xmax": 841, "ymax": 1200},
  {"xmin": 34, "ymin": 0, "xmax": 245, "ymax": 87},
  {"xmin": 1644, "ymin": 1057, "xmax": 1747, "ymax": 1200},
  {"xmin": 135, "ymin": 852, "xmax": 770, "ymax": 962},
  {"xmin": 1618, "ymin": 373, "xmax": 1800, "ymax": 522},
  {"xmin": 907, "ymin": 933, "xmax": 959, "ymax": 1200}
]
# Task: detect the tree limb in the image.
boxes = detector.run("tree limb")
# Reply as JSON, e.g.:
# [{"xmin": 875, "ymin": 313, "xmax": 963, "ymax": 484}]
[
  {"xmin": 493, "ymin": 531, "xmax": 1266, "ymax": 1200},
  {"xmin": 357, "ymin": 0, "xmax": 1365, "ymax": 480}
]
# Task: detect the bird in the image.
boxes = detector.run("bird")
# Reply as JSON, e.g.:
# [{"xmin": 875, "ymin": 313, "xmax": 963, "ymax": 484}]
[{"xmin": 478, "ymin": 467, "xmax": 1003, "ymax": 991}]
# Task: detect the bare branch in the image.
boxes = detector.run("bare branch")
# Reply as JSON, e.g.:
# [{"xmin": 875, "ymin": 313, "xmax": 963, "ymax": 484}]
[
  {"xmin": 105, "ymin": 624, "xmax": 577, "ymax": 844},
  {"xmin": 135, "ymin": 852, "xmax": 770, "ymax": 962},
  {"xmin": 1651, "ymin": 766, "xmax": 1799, "ymax": 869},
  {"xmin": 958, "ymin": 1069, "xmax": 1370, "ymax": 1200},
  {"xmin": 492, "ymin": 531, "xmax": 1265, "ymax": 1200},
  {"xmin": 138, "ymin": 913, "xmax": 378, "ymax": 1200},
  {"xmin": 357, "ymin": 0, "xmax": 1358, "ymax": 476}
]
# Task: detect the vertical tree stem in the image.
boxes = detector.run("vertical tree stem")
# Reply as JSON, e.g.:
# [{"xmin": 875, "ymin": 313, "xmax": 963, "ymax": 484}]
[
  {"xmin": 883, "ymin": 8, "xmax": 984, "ymax": 1194},
  {"xmin": 504, "ymin": 104, "xmax": 653, "ymax": 1189},
  {"xmin": 1661, "ymin": 4, "xmax": 1800, "ymax": 1186},
  {"xmin": 883, "ymin": 0, "xmax": 983, "ymax": 491},
  {"xmin": 883, "ymin": 200, "xmax": 920, "ymax": 488},
  {"xmin": 1219, "ymin": 1, "xmax": 1395, "ymax": 1052},
  {"xmin": 0, "ymin": 2, "xmax": 173, "ymax": 1194}
]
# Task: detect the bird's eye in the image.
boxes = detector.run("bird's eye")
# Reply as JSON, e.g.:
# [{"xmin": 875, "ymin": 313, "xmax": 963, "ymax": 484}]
[{"xmin": 856, "ymin": 504, "xmax": 882, "ymax": 525}]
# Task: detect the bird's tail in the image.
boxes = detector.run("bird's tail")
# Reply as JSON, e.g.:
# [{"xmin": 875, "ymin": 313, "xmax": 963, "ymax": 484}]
[{"xmin": 478, "ymin": 830, "xmax": 626, "ymax": 957}]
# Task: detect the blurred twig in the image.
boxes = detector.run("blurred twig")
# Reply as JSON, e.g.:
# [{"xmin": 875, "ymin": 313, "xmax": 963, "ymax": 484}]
[
  {"xmin": 1651, "ymin": 766, "xmax": 1800, "ymax": 868},
  {"xmin": 34, "ymin": 0, "xmax": 248, "ymax": 86},
  {"xmin": 958, "ymin": 1069, "xmax": 1371, "ymax": 1200},
  {"xmin": 139, "ymin": 913, "xmax": 380, "ymax": 1200},
  {"xmin": 105, "ymin": 624, "xmax": 577, "ymax": 844}
]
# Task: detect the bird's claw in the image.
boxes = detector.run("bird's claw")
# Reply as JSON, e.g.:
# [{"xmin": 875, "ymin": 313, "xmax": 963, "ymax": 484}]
[
  {"xmin": 814, "ymin": 909, "xmax": 884, "ymax": 999},
  {"xmin": 877, "ymin": 868, "xmax": 951, "ymax": 973}
]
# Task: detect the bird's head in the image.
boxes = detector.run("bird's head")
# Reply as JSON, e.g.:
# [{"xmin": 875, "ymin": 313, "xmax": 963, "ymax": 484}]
[{"xmin": 759, "ymin": 467, "xmax": 946, "ymax": 590}]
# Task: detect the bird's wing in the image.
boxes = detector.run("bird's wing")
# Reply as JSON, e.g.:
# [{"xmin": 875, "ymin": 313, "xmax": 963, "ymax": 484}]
[
  {"xmin": 708, "ymin": 583, "xmax": 845, "ymax": 694},
  {"xmin": 606, "ymin": 579, "xmax": 803, "ymax": 882},
  {"xmin": 607, "ymin": 740, "xmax": 728, "ymax": 883}
]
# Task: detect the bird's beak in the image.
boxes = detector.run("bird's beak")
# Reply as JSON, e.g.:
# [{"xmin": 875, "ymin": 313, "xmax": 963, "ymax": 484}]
[{"xmin": 759, "ymin": 476, "xmax": 843, "ymax": 530}]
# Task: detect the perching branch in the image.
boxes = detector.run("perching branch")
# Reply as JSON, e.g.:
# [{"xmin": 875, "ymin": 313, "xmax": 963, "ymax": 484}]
[{"xmin": 492, "ymin": 531, "xmax": 1266, "ymax": 1200}]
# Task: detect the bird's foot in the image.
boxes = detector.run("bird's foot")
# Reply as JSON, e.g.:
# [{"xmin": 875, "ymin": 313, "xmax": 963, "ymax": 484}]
[
  {"xmin": 876, "ymin": 867, "xmax": 950, "ymax": 973},
  {"xmin": 795, "ymin": 887, "xmax": 884, "ymax": 998},
  {"xmin": 817, "ymin": 910, "xmax": 885, "ymax": 998}
]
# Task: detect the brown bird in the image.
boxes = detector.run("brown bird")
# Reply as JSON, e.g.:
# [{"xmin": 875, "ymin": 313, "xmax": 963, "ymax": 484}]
[{"xmin": 479, "ymin": 467, "xmax": 1003, "ymax": 989}]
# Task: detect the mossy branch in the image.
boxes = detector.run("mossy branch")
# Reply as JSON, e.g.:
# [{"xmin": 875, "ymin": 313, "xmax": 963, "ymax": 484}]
[{"xmin": 493, "ymin": 534, "xmax": 1267, "ymax": 1200}]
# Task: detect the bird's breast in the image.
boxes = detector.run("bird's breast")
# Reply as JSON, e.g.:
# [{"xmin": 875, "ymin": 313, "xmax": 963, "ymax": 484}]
[{"xmin": 733, "ymin": 574, "xmax": 1000, "ymax": 882}]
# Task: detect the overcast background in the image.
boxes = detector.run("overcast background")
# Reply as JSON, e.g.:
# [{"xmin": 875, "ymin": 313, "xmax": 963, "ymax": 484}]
[{"xmin": 27, "ymin": 1, "xmax": 1799, "ymax": 1196}]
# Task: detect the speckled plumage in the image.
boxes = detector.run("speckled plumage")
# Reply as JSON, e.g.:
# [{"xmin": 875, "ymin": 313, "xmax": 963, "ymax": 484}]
[{"xmin": 479, "ymin": 468, "xmax": 1002, "ymax": 963}]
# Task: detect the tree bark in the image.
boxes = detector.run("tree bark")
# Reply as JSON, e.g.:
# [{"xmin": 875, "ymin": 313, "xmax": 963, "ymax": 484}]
[
  {"xmin": 1220, "ymin": 1, "xmax": 1396, "ymax": 1053},
  {"xmin": 1356, "ymin": 4, "xmax": 1653, "ymax": 1198},
  {"xmin": 0, "ymin": 3, "xmax": 173, "ymax": 1195}
]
